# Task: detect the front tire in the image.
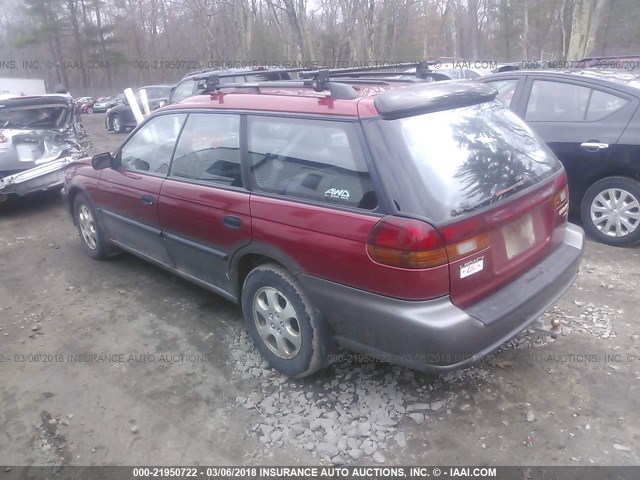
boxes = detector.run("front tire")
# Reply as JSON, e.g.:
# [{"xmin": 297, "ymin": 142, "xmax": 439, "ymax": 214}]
[
  {"xmin": 74, "ymin": 193, "xmax": 109, "ymax": 259},
  {"xmin": 241, "ymin": 264, "xmax": 329, "ymax": 378},
  {"xmin": 581, "ymin": 176, "xmax": 640, "ymax": 247},
  {"xmin": 87, "ymin": 106, "xmax": 93, "ymax": 114}
]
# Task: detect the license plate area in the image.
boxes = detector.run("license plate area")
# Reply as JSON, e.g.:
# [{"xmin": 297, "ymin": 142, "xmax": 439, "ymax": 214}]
[
  {"xmin": 16, "ymin": 143, "xmax": 40, "ymax": 162},
  {"xmin": 502, "ymin": 212, "xmax": 536, "ymax": 260}
]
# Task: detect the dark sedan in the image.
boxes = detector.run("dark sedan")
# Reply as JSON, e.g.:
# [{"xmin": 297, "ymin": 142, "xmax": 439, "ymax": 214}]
[
  {"xmin": 481, "ymin": 69, "xmax": 640, "ymax": 246},
  {"xmin": 93, "ymin": 94, "xmax": 126, "ymax": 113},
  {"xmin": 105, "ymin": 85, "xmax": 172, "ymax": 133}
]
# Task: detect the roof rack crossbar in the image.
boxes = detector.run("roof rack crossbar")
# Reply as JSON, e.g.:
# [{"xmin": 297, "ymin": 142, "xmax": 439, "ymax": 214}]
[
  {"xmin": 203, "ymin": 70, "xmax": 360, "ymax": 100},
  {"xmin": 296, "ymin": 61, "xmax": 441, "ymax": 78}
]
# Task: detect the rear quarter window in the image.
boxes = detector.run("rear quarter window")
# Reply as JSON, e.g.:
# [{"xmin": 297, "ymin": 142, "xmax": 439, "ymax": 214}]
[
  {"xmin": 525, "ymin": 80, "xmax": 590, "ymax": 121},
  {"xmin": 247, "ymin": 116, "xmax": 378, "ymax": 210}
]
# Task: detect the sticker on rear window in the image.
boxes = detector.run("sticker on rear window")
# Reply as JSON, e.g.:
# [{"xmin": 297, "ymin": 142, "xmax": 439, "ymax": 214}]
[{"xmin": 460, "ymin": 257, "xmax": 484, "ymax": 279}]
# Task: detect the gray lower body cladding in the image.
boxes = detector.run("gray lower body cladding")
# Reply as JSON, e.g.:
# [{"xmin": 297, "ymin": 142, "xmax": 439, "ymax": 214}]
[{"xmin": 298, "ymin": 223, "xmax": 584, "ymax": 372}]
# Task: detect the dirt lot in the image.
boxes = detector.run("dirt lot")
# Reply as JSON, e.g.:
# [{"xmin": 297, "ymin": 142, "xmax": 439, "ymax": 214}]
[{"xmin": 1, "ymin": 113, "xmax": 639, "ymax": 466}]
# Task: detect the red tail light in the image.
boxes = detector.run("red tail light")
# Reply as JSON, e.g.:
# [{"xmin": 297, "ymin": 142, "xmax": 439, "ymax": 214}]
[{"xmin": 367, "ymin": 217, "xmax": 448, "ymax": 269}]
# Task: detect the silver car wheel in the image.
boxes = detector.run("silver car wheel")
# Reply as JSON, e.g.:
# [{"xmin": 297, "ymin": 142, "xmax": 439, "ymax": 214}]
[
  {"xmin": 252, "ymin": 287, "xmax": 301, "ymax": 359},
  {"xmin": 112, "ymin": 116, "xmax": 121, "ymax": 131},
  {"xmin": 591, "ymin": 188, "xmax": 640, "ymax": 238},
  {"xmin": 78, "ymin": 204, "xmax": 98, "ymax": 249}
]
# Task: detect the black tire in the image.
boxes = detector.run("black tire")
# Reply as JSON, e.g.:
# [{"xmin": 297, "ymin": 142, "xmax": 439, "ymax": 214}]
[
  {"xmin": 86, "ymin": 106, "xmax": 93, "ymax": 114},
  {"xmin": 241, "ymin": 264, "xmax": 329, "ymax": 378},
  {"xmin": 580, "ymin": 176, "xmax": 640, "ymax": 247},
  {"xmin": 112, "ymin": 114, "xmax": 125, "ymax": 133},
  {"xmin": 73, "ymin": 193, "xmax": 109, "ymax": 259}
]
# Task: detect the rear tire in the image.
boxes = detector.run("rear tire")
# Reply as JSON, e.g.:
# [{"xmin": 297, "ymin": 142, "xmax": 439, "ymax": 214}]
[
  {"xmin": 580, "ymin": 176, "xmax": 640, "ymax": 247},
  {"xmin": 73, "ymin": 193, "xmax": 109, "ymax": 259},
  {"xmin": 241, "ymin": 264, "xmax": 329, "ymax": 378},
  {"xmin": 112, "ymin": 114, "xmax": 125, "ymax": 133}
]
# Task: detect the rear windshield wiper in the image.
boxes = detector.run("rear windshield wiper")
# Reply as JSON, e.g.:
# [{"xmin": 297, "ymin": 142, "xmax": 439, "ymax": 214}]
[{"xmin": 452, "ymin": 177, "xmax": 527, "ymax": 216}]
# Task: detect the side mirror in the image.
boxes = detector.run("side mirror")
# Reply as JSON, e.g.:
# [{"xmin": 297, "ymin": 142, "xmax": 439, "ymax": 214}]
[{"xmin": 92, "ymin": 152, "xmax": 116, "ymax": 170}]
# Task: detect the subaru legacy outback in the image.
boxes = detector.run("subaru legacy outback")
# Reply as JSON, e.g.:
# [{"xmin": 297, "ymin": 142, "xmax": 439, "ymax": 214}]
[{"xmin": 62, "ymin": 74, "xmax": 584, "ymax": 377}]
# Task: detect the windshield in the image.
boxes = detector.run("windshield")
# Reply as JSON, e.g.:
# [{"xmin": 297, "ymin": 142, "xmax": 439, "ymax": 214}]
[{"xmin": 374, "ymin": 101, "xmax": 561, "ymax": 221}]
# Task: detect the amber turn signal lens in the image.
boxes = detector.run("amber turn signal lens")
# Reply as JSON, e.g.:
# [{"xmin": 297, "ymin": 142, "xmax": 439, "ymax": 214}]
[
  {"xmin": 367, "ymin": 244, "xmax": 448, "ymax": 269},
  {"xmin": 552, "ymin": 186, "xmax": 569, "ymax": 209}
]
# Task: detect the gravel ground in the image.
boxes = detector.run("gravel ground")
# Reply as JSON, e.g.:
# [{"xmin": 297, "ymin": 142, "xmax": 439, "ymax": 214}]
[{"xmin": 0, "ymin": 113, "xmax": 639, "ymax": 466}]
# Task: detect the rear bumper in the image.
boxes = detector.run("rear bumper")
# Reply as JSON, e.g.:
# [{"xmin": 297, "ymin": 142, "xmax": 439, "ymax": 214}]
[
  {"xmin": 0, "ymin": 157, "xmax": 76, "ymax": 197},
  {"xmin": 298, "ymin": 223, "xmax": 584, "ymax": 372}
]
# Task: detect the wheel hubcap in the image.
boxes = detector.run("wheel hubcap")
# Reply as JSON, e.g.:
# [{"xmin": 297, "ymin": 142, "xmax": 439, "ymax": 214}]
[
  {"xmin": 78, "ymin": 204, "xmax": 98, "ymax": 249},
  {"xmin": 113, "ymin": 117, "xmax": 120, "ymax": 130},
  {"xmin": 591, "ymin": 188, "xmax": 640, "ymax": 238},
  {"xmin": 252, "ymin": 287, "xmax": 301, "ymax": 359}
]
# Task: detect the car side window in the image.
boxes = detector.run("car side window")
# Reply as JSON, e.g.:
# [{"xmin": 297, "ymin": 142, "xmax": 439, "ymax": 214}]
[
  {"xmin": 119, "ymin": 114, "xmax": 186, "ymax": 175},
  {"xmin": 586, "ymin": 90, "xmax": 628, "ymax": 121},
  {"xmin": 487, "ymin": 79, "xmax": 518, "ymax": 107},
  {"xmin": 247, "ymin": 116, "xmax": 378, "ymax": 210},
  {"xmin": 170, "ymin": 114, "xmax": 241, "ymax": 187},
  {"xmin": 525, "ymin": 80, "xmax": 591, "ymax": 121},
  {"xmin": 170, "ymin": 80, "xmax": 195, "ymax": 104}
]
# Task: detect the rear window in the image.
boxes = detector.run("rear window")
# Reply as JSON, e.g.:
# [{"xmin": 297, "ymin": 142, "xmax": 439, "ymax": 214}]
[
  {"xmin": 376, "ymin": 101, "xmax": 561, "ymax": 221},
  {"xmin": 0, "ymin": 105, "xmax": 69, "ymax": 130}
]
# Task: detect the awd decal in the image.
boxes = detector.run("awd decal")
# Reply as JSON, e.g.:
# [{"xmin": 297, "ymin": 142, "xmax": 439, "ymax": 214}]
[{"xmin": 325, "ymin": 188, "xmax": 350, "ymax": 200}]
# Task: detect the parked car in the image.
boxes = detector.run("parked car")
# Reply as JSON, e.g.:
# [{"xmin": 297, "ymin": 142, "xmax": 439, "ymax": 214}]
[
  {"xmin": 93, "ymin": 94, "xmax": 125, "ymax": 113},
  {"xmin": 481, "ymin": 69, "xmax": 640, "ymax": 246},
  {"xmin": 76, "ymin": 96, "xmax": 96, "ymax": 114},
  {"xmin": 62, "ymin": 76, "xmax": 583, "ymax": 377},
  {"xmin": 0, "ymin": 94, "xmax": 87, "ymax": 202},
  {"xmin": 169, "ymin": 67, "xmax": 292, "ymax": 105},
  {"xmin": 105, "ymin": 85, "xmax": 172, "ymax": 133}
]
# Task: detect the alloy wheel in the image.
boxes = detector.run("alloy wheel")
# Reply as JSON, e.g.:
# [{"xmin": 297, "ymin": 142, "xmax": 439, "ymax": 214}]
[
  {"xmin": 78, "ymin": 204, "xmax": 98, "ymax": 249},
  {"xmin": 590, "ymin": 188, "xmax": 640, "ymax": 238},
  {"xmin": 252, "ymin": 287, "xmax": 302, "ymax": 359}
]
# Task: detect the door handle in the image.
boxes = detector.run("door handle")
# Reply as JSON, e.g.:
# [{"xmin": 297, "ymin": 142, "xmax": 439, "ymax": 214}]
[
  {"xmin": 223, "ymin": 215, "xmax": 242, "ymax": 229},
  {"xmin": 580, "ymin": 142, "xmax": 609, "ymax": 150},
  {"xmin": 140, "ymin": 194, "xmax": 154, "ymax": 205}
]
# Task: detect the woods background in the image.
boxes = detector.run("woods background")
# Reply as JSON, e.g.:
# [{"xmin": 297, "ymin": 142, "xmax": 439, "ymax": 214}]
[{"xmin": 0, "ymin": 0, "xmax": 639, "ymax": 96}]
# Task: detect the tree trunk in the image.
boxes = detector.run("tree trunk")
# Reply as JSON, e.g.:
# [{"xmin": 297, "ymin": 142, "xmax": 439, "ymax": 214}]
[
  {"xmin": 94, "ymin": 0, "xmax": 112, "ymax": 90},
  {"xmin": 65, "ymin": 0, "xmax": 89, "ymax": 91},
  {"xmin": 568, "ymin": 0, "xmax": 593, "ymax": 59},
  {"xmin": 560, "ymin": 0, "xmax": 567, "ymax": 59},
  {"xmin": 522, "ymin": 0, "xmax": 529, "ymax": 60},
  {"xmin": 584, "ymin": 0, "xmax": 611, "ymax": 55}
]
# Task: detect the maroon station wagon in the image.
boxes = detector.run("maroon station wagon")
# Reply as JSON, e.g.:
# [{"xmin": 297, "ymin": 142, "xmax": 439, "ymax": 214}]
[{"xmin": 62, "ymin": 76, "xmax": 584, "ymax": 377}]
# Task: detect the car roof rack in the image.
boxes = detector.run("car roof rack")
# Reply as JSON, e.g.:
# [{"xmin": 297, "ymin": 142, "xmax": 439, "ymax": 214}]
[
  {"xmin": 199, "ymin": 62, "xmax": 449, "ymax": 99},
  {"xmin": 296, "ymin": 62, "xmax": 442, "ymax": 80},
  {"xmin": 203, "ymin": 69, "xmax": 362, "ymax": 100},
  {"xmin": 185, "ymin": 66, "xmax": 292, "ymax": 81}
]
